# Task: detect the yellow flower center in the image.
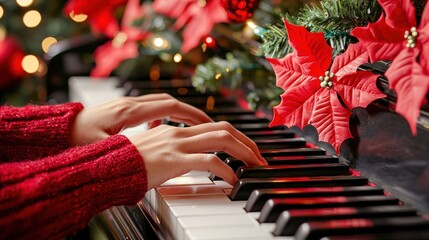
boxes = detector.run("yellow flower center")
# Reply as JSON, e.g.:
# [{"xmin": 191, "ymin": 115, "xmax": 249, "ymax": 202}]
[
  {"xmin": 404, "ymin": 27, "xmax": 418, "ymax": 48},
  {"xmin": 319, "ymin": 71, "xmax": 334, "ymax": 88}
]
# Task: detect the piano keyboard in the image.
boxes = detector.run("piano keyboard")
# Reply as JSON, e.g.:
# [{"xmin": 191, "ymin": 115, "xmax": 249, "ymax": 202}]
[{"xmin": 69, "ymin": 77, "xmax": 429, "ymax": 240}]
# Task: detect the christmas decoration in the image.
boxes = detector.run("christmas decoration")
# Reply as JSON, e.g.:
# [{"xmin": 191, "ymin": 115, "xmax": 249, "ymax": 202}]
[
  {"xmin": 91, "ymin": 0, "xmax": 150, "ymax": 77},
  {"xmin": 0, "ymin": 36, "xmax": 27, "ymax": 89},
  {"xmin": 268, "ymin": 21, "xmax": 385, "ymax": 151},
  {"xmin": 261, "ymin": 0, "xmax": 382, "ymax": 58},
  {"xmin": 221, "ymin": 0, "xmax": 260, "ymax": 22},
  {"xmin": 64, "ymin": 0, "xmax": 128, "ymax": 37},
  {"xmin": 352, "ymin": 0, "xmax": 429, "ymax": 135},
  {"xmin": 152, "ymin": 0, "xmax": 230, "ymax": 53}
]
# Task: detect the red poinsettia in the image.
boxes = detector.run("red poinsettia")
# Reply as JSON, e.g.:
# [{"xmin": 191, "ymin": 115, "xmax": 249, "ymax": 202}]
[
  {"xmin": 91, "ymin": 0, "xmax": 150, "ymax": 77},
  {"xmin": 352, "ymin": 0, "xmax": 429, "ymax": 135},
  {"xmin": 152, "ymin": 0, "xmax": 229, "ymax": 53},
  {"xmin": 64, "ymin": 0, "xmax": 128, "ymax": 37},
  {"xmin": 269, "ymin": 21, "xmax": 385, "ymax": 152}
]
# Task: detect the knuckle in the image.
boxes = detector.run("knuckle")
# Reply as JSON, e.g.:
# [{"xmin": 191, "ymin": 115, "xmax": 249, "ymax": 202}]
[
  {"xmin": 216, "ymin": 130, "xmax": 231, "ymax": 140},
  {"xmin": 217, "ymin": 121, "xmax": 233, "ymax": 130},
  {"xmin": 159, "ymin": 93, "xmax": 174, "ymax": 99},
  {"xmin": 204, "ymin": 154, "xmax": 219, "ymax": 164}
]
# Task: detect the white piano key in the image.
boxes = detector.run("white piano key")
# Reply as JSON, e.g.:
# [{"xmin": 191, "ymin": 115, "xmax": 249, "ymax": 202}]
[
  {"xmin": 182, "ymin": 170, "xmax": 211, "ymax": 177},
  {"xmin": 157, "ymin": 184, "xmax": 228, "ymax": 196},
  {"xmin": 161, "ymin": 176, "xmax": 214, "ymax": 186},
  {"xmin": 177, "ymin": 214, "xmax": 260, "ymax": 240},
  {"xmin": 185, "ymin": 225, "xmax": 275, "ymax": 240}
]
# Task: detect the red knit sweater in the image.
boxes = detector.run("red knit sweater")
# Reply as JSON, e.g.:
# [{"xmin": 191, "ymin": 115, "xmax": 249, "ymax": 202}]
[{"xmin": 0, "ymin": 103, "xmax": 148, "ymax": 239}]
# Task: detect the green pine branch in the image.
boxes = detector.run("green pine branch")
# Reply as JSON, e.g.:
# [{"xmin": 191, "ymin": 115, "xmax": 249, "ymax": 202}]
[{"xmin": 261, "ymin": 0, "xmax": 383, "ymax": 58}]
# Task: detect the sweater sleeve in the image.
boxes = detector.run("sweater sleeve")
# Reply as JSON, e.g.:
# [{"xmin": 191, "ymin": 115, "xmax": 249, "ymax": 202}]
[
  {"xmin": 0, "ymin": 102, "xmax": 84, "ymax": 162},
  {"xmin": 0, "ymin": 134, "xmax": 148, "ymax": 240}
]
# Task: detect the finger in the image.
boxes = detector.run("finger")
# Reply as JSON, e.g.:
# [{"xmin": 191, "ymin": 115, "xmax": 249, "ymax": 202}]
[
  {"xmin": 184, "ymin": 154, "xmax": 238, "ymax": 185},
  {"xmin": 125, "ymin": 93, "xmax": 176, "ymax": 102},
  {"xmin": 180, "ymin": 130, "xmax": 264, "ymax": 167},
  {"xmin": 125, "ymin": 99, "xmax": 212, "ymax": 126},
  {"xmin": 181, "ymin": 122, "xmax": 266, "ymax": 165}
]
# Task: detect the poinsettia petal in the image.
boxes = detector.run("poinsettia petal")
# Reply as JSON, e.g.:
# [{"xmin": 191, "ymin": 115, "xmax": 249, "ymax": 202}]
[
  {"xmin": 419, "ymin": 23, "xmax": 429, "ymax": 75},
  {"xmin": 334, "ymin": 71, "xmax": 385, "ymax": 110},
  {"xmin": 331, "ymin": 42, "xmax": 369, "ymax": 77},
  {"xmin": 267, "ymin": 53, "xmax": 320, "ymax": 91},
  {"xmin": 310, "ymin": 90, "xmax": 352, "ymax": 152},
  {"xmin": 284, "ymin": 21, "xmax": 332, "ymax": 77},
  {"xmin": 419, "ymin": 1, "xmax": 429, "ymax": 29},
  {"xmin": 122, "ymin": 0, "xmax": 149, "ymax": 41},
  {"xmin": 91, "ymin": 41, "xmax": 139, "ymax": 77},
  {"xmin": 385, "ymin": 47, "xmax": 429, "ymax": 135},
  {"xmin": 378, "ymin": 0, "xmax": 416, "ymax": 29},
  {"xmin": 180, "ymin": 11, "xmax": 214, "ymax": 53},
  {"xmin": 270, "ymin": 79, "xmax": 320, "ymax": 129},
  {"xmin": 64, "ymin": 0, "xmax": 126, "ymax": 36},
  {"xmin": 351, "ymin": 15, "xmax": 404, "ymax": 62}
]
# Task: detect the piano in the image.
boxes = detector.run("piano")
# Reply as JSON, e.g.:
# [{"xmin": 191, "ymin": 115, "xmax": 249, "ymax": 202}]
[{"xmin": 68, "ymin": 60, "xmax": 429, "ymax": 239}]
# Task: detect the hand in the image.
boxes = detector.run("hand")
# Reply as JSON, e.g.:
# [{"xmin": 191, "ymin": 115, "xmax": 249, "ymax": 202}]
[
  {"xmin": 71, "ymin": 94, "xmax": 212, "ymax": 146},
  {"xmin": 128, "ymin": 121, "xmax": 267, "ymax": 189}
]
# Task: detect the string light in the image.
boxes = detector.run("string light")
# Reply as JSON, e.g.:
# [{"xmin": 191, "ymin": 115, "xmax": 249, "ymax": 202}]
[
  {"xmin": 151, "ymin": 36, "xmax": 170, "ymax": 50},
  {"xmin": 173, "ymin": 53, "xmax": 182, "ymax": 63},
  {"xmin": 22, "ymin": 55, "xmax": 39, "ymax": 74},
  {"xmin": 69, "ymin": 11, "xmax": 87, "ymax": 23},
  {"xmin": 204, "ymin": 36, "xmax": 216, "ymax": 48},
  {"xmin": 23, "ymin": 10, "xmax": 41, "ymax": 28},
  {"xmin": 16, "ymin": 0, "xmax": 34, "ymax": 7},
  {"xmin": 0, "ymin": 5, "xmax": 4, "ymax": 19},
  {"xmin": 42, "ymin": 37, "xmax": 57, "ymax": 53}
]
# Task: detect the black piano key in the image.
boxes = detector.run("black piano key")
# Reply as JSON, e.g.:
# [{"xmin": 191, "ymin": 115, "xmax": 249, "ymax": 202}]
[
  {"xmin": 236, "ymin": 163, "xmax": 350, "ymax": 179},
  {"xmin": 258, "ymin": 195, "xmax": 399, "ymax": 223},
  {"xmin": 295, "ymin": 216, "xmax": 429, "ymax": 240},
  {"xmin": 212, "ymin": 114, "xmax": 269, "ymax": 124},
  {"xmin": 322, "ymin": 230, "xmax": 429, "ymax": 240},
  {"xmin": 274, "ymin": 205, "xmax": 417, "ymax": 236},
  {"xmin": 253, "ymin": 138, "xmax": 307, "ymax": 149},
  {"xmin": 205, "ymin": 107, "xmax": 255, "ymax": 117},
  {"xmin": 243, "ymin": 130, "xmax": 295, "ymax": 139},
  {"xmin": 215, "ymin": 148, "xmax": 326, "ymax": 160},
  {"xmin": 245, "ymin": 186, "xmax": 384, "ymax": 212},
  {"xmin": 229, "ymin": 176, "xmax": 368, "ymax": 201},
  {"xmin": 233, "ymin": 123, "xmax": 286, "ymax": 132},
  {"xmin": 260, "ymin": 148, "xmax": 326, "ymax": 157},
  {"xmin": 209, "ymin": 155, "xmax": 339, "ymax": 181},
  {"xmin": 229, "ymin": 156, "xmax": 339, "ymax": 171}
]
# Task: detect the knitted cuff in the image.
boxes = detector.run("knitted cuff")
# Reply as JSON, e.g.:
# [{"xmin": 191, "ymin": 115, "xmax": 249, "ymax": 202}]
[
  {"xmin": 0, "ymin": 135, "xmax": 148, "ymax": 239},
  {"xmin": 0, "ymin": 102, "xmax": 83, "ymax": 162}
]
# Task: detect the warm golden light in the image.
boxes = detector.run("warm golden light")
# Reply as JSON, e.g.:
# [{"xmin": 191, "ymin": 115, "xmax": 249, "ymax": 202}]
[
  {"xmin": 151, "ymin": 36, "xmax": 170, "ymax": 50},
  {"xmin": 69, "ymin": 11, "xmax": 88, "ymax": 23},
  {"xmin": 0, "ymin": 26, "xmax": 6, "ymax": 41},
  {"xmin": 22, "ymin": 55, "xmax": 39, "ymax": 73},
  {"xmin": 16, "ymin": 0, "xmax": 34, "ymax": 7},
  {"xmin": 173, "ymin": 53, "xmax": 182, "ymax": 63},
  {"xmin": 42, "ymin": 37, "xmax": 57, "ymax": 53},
  {"xmin": 23, "ymin": 10, "xmax": 41, "ymax": 28},
  {"xmin": 0, "ymin": 5, "xmax": 4, "ymax": 19},
  {"xmin": 246, "ymin": 20, "xmax": 257, "ymax": 29}
]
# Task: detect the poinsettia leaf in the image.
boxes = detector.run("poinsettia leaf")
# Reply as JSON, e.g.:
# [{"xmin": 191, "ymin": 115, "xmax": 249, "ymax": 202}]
[
  {"xmin": 284, "ymin": 21, "xmax": 332, "ymax": 77},
  {"xmin": 331, "ymin": 42, "xmax": 369, "ymax": 77},
  {"xmin": 267, "ymin": 53, "xmax": 319, "ymax": 91},
  {"xmin": 91, "ymin": 41, "xmax": 139, "ymax": 77},
  {"xmin": 385, "ymin": 47, "xmax": 429, "ymax": 135},
  {"xmin": 123, "ymin": 0, "xmax": 149, "ymax": 41},
  {"xmin": 152, "ymin": 0, "xmax": 194, "ymax": 29},
  {"xmin": 310, "ymin": 90, "xmax": 352, "ymax": 152},
  {"xmin": 334, "ymin": 71, "xmax": 385, "ymax": 110},
  {"xmin": 180, "ymin": 0, "xmax": 228, "ymax": 53},
  {"xmin": 378, "ymin": 0, "xmax": 416, "ymax": 30},
  {"xmin": 64, "ymin": 0, "xmax": 127, "ymax": 37},
  {"xmin": 270, "ymin": 80, "xmax": 320, "ymax": 129},
  {"xmin": 351, "ymin": 15, "xmax": 404, "ymax": 62}
]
